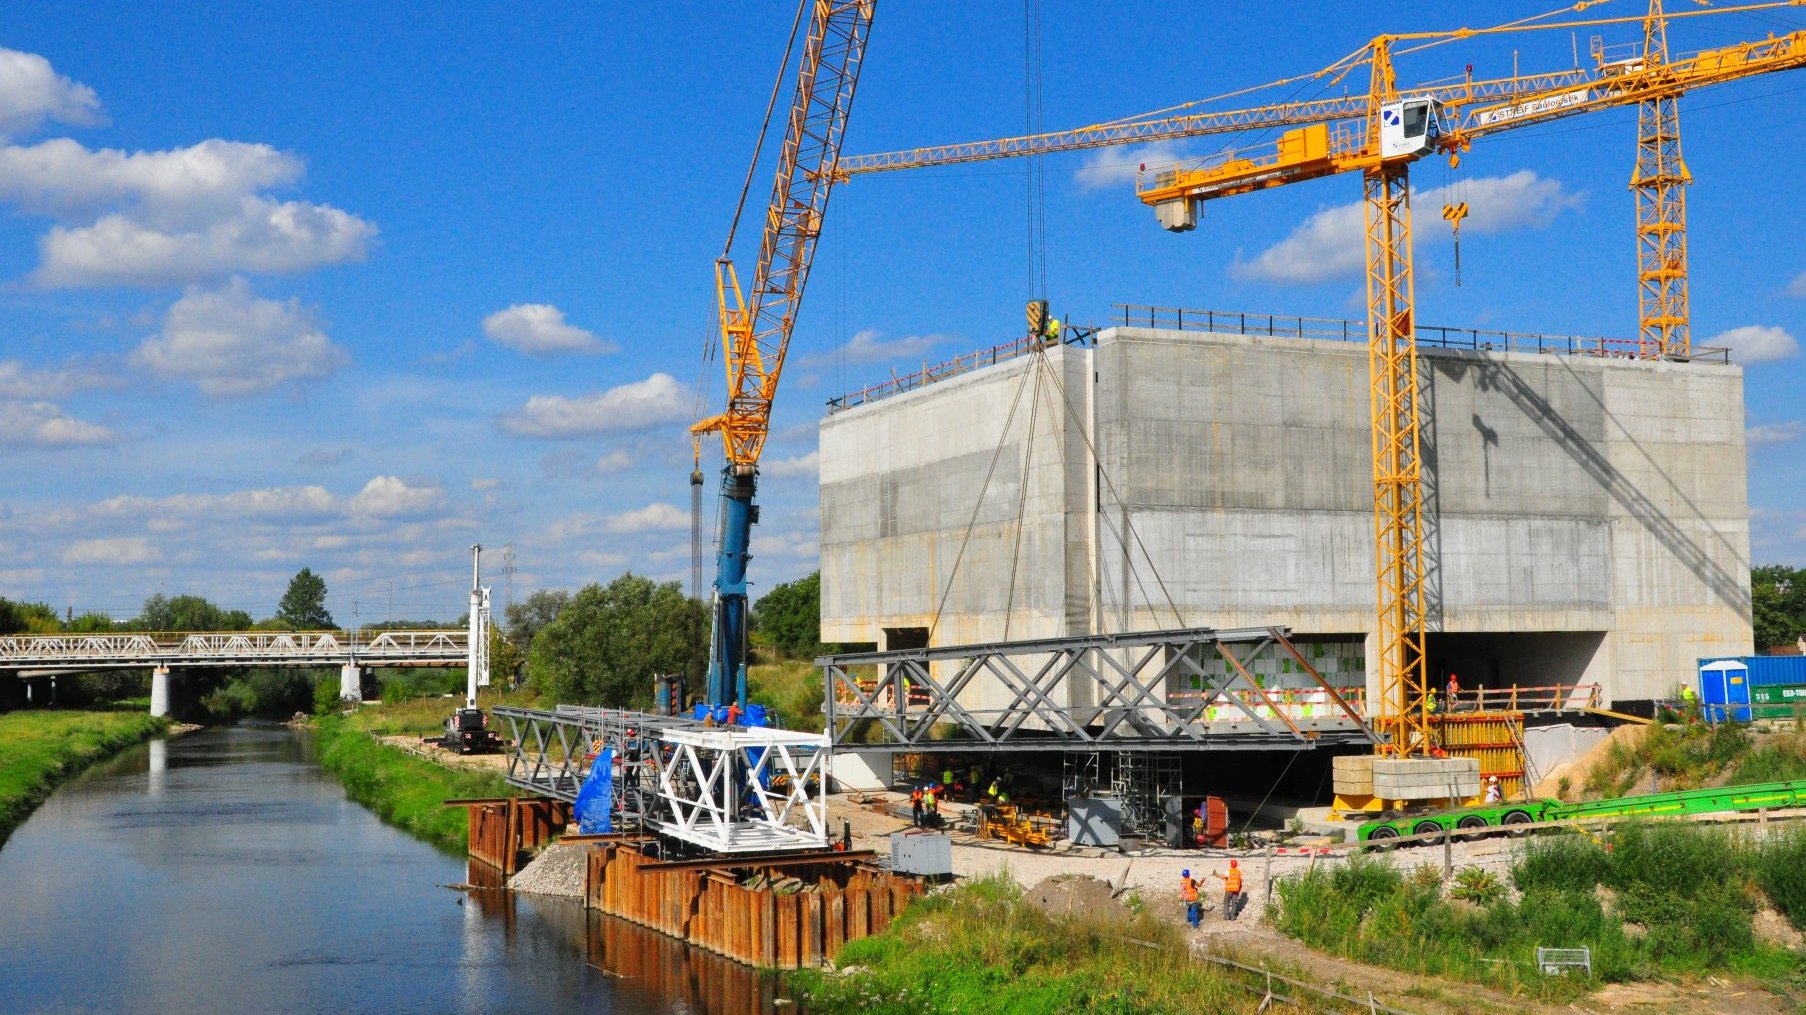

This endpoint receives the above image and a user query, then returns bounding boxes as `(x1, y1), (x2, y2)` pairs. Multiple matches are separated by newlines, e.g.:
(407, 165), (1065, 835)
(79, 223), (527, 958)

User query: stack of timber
(585, 840), (925, 968)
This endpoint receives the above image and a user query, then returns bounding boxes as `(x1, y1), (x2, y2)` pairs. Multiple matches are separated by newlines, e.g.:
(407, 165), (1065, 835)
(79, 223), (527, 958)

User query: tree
(526, 573), (706, 707)
(1753, 565), (1806, 651)
(506, 589), (570, 658)
(134, 593), (252, 631)
(752, 571), (825, 658)
(276, 568), (335, 629)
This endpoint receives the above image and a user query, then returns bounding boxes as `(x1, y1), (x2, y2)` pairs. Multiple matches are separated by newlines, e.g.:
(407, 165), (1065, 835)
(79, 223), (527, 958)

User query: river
(0, 724), (791, 1014)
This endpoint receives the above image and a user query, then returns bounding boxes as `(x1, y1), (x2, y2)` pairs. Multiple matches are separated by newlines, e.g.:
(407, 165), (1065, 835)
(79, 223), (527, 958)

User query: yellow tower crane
(834, 2), (1805, 759)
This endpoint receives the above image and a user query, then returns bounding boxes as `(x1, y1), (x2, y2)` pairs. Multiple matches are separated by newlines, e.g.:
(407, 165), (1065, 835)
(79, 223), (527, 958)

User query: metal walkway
(819, 625), (1379, 753)
(0, 630), (467, 671)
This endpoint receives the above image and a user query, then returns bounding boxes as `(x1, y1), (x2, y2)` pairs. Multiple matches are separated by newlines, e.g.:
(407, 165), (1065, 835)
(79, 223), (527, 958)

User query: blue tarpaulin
(574, 746), (614, 834)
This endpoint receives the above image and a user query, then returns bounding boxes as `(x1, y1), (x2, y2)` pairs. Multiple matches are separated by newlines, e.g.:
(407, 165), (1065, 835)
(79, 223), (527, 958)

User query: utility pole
(466, 545), (484, 709)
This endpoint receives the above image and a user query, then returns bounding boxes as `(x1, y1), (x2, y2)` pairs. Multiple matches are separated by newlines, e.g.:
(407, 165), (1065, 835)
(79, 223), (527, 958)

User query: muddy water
(0, 724), (790, 1014)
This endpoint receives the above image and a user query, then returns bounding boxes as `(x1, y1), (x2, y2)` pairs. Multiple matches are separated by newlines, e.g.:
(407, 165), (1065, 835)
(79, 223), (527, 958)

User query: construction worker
(1044, 316), (1062, 344)
(910, 785), (924, 828)
(1424, 685), (1438, 714)
(725, 702), (743, 727)
(1483, 775), (1502, 804)
(942, 767), (957, 799)
(1213, 861), (1244, 921)
(987, 778), (1001, 801)
(1180, 869), (1202, 929)
(924, 784), (939, 828)
(1680, 683), (1699, 719)
(1445, 672), (1460, 714)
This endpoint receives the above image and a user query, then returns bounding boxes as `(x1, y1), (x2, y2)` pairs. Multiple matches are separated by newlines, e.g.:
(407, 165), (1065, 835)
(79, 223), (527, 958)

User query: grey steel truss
(495, 705), (699, 827)
(818, 625), (1379, 752)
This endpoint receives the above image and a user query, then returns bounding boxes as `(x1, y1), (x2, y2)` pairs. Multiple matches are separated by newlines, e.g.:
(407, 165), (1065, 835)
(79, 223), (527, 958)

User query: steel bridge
(819, 625), (1380, 753)
(0, 629), (468, 671)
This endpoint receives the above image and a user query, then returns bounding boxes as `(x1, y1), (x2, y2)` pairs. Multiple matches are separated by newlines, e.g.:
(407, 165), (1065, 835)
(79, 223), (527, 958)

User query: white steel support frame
(651, 726), (829, 854)
(820, 626), (1377, 753)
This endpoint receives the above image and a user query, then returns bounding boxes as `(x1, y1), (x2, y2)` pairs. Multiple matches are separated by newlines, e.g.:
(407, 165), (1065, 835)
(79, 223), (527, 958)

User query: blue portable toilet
(1699, 659), (1752, 722)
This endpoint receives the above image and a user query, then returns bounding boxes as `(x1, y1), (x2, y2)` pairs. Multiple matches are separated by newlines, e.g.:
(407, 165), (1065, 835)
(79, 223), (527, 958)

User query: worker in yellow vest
(1180, 869), (1201, 928)
(1213, 860), (1244, 921)
(923, 785), (938, 828)
(1044, 317), (1062, 344)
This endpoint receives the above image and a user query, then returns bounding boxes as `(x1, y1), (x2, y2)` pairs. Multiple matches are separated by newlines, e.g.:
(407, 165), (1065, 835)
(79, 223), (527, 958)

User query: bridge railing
(0, 629), (467, 663)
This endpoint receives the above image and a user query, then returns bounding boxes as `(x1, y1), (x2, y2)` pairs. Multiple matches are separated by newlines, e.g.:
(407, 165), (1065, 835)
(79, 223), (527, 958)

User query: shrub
(1756, 827), (1806, 929)
(1450, 867), (1505, 905)
(1514, 836), (1610, 894)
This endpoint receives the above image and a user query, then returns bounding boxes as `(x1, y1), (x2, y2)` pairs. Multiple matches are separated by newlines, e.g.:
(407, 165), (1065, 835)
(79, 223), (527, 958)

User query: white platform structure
(650, 726), (829, 854)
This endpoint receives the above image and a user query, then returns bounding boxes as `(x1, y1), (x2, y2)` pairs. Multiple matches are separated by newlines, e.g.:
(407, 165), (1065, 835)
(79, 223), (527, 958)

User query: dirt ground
(379, 734), (513, 772)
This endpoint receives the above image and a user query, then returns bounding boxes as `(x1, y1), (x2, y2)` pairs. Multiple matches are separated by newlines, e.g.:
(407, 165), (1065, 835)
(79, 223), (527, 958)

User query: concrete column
(340, 663), (363, 702)
(150, 665), (170, 718)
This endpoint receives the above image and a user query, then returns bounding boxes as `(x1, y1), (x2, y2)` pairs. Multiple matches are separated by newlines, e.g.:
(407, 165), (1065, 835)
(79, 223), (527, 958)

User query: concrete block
(829, 749), (893, 792)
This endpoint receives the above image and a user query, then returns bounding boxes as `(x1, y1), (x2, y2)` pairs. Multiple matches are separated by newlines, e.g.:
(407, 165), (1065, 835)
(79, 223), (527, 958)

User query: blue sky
(0, 1), (1801, 624)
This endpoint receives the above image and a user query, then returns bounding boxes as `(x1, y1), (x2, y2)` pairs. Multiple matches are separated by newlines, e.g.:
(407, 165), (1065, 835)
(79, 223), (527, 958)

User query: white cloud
(605, 502), (689, 533)
(92, 485), (338, 520)
(499, 373), (689, 438)
(349, 476), (446, 518)
(0, 49), (103, 141)
(1790, 270), (1806, 298)
(764, 450), (820, 478)
(1708, 325), (1799, 365)
(0, 399), (114, 446)
(0, 138), (299, 218)
(135, 278), (347, 396)
(811, 328), (941, 366)
(470, 476), (501, 491)
(1233, 170), (1582, 285)
(0, 358), (114, 399)
(595, 449), (633, 474)
(35, 196), (373, 287)
(1076, 141), (1185, 190)
(483, 303), (614, 356)
(63, 536), (159, 565)
(1748, 422), (1805, 446)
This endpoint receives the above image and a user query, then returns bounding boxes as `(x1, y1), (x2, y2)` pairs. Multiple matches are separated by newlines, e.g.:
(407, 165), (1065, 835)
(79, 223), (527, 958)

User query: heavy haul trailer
(1358, 779), (1806, 843)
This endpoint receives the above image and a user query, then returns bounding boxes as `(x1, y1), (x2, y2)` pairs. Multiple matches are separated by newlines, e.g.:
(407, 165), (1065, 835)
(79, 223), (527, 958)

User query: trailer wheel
(1456, 814), (1489, 841)
(1412, 820), (1444, 843)
(1502, 810), (1534, 837)
(1367, 826), (1400, 851)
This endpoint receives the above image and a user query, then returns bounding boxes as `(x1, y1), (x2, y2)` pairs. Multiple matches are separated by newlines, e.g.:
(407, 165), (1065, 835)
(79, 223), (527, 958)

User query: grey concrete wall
(819, 327), (1753, 707)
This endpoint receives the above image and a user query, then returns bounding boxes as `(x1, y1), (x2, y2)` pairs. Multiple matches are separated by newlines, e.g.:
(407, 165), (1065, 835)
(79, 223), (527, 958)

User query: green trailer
(1357, 778), (1806, 843)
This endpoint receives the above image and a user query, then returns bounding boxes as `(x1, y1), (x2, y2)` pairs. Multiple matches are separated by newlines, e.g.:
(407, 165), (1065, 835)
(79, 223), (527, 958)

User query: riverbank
(0, 709), (170, 848)
(313, 715), (512, 854)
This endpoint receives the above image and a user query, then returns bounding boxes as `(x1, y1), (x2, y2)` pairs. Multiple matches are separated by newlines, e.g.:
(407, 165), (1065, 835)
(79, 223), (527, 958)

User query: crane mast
(691, 1), (876, 708)
(833, 3), (1804, 757)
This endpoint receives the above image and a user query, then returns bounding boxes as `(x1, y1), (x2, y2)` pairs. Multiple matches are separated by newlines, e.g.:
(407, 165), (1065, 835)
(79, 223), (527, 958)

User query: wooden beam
(635, 850), (878, 874)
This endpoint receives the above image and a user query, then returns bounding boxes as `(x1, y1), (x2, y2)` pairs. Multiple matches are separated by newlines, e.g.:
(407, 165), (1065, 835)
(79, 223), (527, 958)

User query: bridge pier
(339, 664), (363, 703)
(150, 665), (170, 718)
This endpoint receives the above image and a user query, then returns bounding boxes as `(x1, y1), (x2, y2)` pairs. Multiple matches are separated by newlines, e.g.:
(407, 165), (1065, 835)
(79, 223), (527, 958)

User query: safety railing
(826, 325), (1098, 412)
(1459, 683), (1602, 714)
(1112, 304), (1731, 364)
(1168, 686), (1367, 724)
(0, 628), (466, 663)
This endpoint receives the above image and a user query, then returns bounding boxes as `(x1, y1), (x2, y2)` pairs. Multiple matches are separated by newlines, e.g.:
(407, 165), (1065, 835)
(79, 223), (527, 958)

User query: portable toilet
(1699, 659), (1752, 722)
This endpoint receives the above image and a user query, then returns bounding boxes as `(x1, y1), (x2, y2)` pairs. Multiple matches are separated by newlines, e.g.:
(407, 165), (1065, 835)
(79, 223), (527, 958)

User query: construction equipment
(433, 544), (502, 754)
(690, 0), (876, 709)
(833, 3), (1806, 761)
(1359, 776), (1806, 843)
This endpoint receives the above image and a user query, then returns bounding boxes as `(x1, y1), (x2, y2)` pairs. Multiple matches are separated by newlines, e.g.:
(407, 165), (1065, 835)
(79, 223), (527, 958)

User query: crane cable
(722, 0), (808, 260)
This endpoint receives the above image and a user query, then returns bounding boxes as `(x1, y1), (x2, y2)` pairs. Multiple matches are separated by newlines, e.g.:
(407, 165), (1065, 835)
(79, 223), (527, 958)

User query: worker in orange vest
(1180, 869), (1202, 928)
(910, 786), (924, 828)
(1213, 860), (1244, 921)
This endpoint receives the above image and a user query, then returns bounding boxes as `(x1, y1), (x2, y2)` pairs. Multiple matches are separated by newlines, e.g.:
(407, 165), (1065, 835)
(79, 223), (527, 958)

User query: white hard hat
(1488, 776), (1499, 783)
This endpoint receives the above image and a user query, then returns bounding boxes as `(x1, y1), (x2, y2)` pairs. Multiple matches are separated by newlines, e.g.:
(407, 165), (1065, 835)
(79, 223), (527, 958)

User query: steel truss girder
(819, 625), (1377, 753)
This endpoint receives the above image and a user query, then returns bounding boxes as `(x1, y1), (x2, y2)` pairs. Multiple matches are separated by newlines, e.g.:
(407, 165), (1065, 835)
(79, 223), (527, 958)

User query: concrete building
(819, 323), (1753, 709)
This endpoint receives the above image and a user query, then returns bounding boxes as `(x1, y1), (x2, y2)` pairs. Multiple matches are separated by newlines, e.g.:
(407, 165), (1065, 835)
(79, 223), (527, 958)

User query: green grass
(0, 709), (169, 847)
(314, 716), (512, 853)
(1270, 823), (1806, 1001)
(338, 686), (538, 738)
(790, 874), (1300, 1015)
(747, 655), (822, 729)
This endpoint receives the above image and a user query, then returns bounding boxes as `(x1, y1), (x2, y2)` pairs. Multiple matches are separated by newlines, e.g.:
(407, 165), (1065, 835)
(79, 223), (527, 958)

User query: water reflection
(0, 725), (803, 1015)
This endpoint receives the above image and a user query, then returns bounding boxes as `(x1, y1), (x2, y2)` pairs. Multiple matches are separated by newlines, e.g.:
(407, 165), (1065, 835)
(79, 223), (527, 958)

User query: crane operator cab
(1378, 96), (1443, 161)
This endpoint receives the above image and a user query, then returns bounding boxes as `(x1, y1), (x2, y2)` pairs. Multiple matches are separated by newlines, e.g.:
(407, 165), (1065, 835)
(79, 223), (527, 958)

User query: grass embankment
(0, 709), (169, 847)
(747, 655), (822, 729)
(1578, 720), (1806, 799)
(792, 875), (1303, 1015)
(1273, 822), (1806, 1001)
(314, 715), (511, 854)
